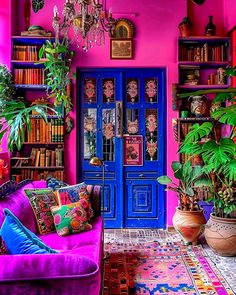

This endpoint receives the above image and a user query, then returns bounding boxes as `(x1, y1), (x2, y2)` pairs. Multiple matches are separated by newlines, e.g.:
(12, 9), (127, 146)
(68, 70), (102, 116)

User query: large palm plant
(179, 67), (236, 218)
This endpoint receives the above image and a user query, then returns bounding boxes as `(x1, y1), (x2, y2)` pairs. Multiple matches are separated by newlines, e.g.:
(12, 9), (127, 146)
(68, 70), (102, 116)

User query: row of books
(30, 147), (64, 167)
(179, 123), (193, 139)
(12, 45), (40, 61)
(194, 187), (211, 202)
(14, 68), (45, 85)
(179, 44), (227, 62)
(27, 118), (64, 143)
(11, 170), (64, 183)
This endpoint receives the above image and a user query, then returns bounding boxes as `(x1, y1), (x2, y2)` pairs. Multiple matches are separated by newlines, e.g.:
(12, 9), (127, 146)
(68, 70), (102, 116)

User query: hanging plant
(32, 0), (45, 13)
(39, 39), (74, 115)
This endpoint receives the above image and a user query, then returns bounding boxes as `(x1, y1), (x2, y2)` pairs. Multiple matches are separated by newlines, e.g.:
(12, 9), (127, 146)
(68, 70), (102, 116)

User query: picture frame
(110, 39), (133, 59)
(123, 135), (143, 166)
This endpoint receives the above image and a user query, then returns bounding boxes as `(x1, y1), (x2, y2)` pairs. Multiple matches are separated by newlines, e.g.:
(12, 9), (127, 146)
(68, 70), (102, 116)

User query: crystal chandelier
(52, 0), (116, 51)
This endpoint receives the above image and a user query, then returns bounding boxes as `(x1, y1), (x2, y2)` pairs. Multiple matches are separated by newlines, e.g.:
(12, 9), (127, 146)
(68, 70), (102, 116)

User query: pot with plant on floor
(178, 66), (236, 256)
(157, 160), (212, 245)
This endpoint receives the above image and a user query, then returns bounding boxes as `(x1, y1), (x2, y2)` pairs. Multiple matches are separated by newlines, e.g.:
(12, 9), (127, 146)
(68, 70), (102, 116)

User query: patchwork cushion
(24, 188), (58, 235)
(51, 202), (92, 237)
(46, 176), (68, 191)
(79, 191), (94, 220)
(0, 238), (9, 255)
(57, 182), (87, 204)
(0, 209), (59, 254)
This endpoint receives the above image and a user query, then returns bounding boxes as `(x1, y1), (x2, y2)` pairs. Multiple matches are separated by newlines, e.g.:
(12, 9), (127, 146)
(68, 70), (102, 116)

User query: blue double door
(77, 68), (166, 228)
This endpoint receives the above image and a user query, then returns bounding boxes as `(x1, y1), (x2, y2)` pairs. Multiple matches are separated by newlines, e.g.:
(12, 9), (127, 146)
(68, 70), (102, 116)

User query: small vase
(205, 16), (216, 36)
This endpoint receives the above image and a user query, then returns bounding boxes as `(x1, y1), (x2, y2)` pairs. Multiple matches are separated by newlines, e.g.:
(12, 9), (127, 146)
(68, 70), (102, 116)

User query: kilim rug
(103, 229), (236, 295)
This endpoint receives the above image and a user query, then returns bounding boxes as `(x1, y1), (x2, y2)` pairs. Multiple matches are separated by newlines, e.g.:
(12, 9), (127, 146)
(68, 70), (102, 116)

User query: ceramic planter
(204, 214), (236, 256)
(173, 208), (206, 244)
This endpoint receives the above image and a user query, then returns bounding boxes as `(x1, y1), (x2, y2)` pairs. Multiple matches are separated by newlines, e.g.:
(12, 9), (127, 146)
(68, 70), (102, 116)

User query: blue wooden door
(77, 68), (166, 228)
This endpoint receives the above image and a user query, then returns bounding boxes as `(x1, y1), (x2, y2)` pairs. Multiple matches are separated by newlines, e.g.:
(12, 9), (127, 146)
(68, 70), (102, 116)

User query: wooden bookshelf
(11, 36), (65, 182)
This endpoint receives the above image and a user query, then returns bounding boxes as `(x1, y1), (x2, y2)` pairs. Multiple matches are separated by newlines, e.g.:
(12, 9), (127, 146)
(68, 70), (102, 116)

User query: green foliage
(211, 105), (236, 126)
(0, 100), (55, 151)
(39, 39), (74, 115)
(180, 67), (236, 218)
(32, 0), (44, 13)
(157, 160), (212, 211)
(0, 64), (15, 111)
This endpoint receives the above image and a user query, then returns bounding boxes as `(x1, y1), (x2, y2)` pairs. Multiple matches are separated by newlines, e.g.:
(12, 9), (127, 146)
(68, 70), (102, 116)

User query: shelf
(14, 84), (48, 90)
(11, 166), (64, 170)
(22, 142), (64, 145)
(178, 117), (213, 122)
(178, 61), (229, 67)
(178, 36), (230, 42)
(178, 84), (230, 90)
(11, 60), (40, 64)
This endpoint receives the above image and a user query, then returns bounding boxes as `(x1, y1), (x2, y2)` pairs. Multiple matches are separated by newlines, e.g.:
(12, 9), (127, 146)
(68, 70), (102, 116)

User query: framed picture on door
(123, 135), (143, 166)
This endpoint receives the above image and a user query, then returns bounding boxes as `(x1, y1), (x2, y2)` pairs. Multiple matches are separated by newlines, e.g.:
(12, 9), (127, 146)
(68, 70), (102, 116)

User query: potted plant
(178, 67), (236, 256)
(178, 17), (193, 37)
(0, 100), (54, 151)
(157, 160), (212, 244)
(0, 64), (15, 112)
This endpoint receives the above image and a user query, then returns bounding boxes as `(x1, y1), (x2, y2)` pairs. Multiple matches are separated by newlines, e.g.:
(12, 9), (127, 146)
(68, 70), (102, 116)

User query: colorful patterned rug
(103, 231), (235, 295)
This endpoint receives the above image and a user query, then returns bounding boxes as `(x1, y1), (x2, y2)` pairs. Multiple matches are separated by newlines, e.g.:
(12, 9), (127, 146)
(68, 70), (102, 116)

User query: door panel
(77, 68), (166, 228)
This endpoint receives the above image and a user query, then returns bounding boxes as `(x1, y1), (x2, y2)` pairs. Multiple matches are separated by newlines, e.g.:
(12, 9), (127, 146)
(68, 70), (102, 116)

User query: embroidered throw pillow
(79, 191), (94, 220)
(50, 201), (92, 237)
(0, 238), (9, 255)
(57, 182), (88, 204)
(46, 176), (68, 191)
(0, 209), (58, 254)
(24, 188), (58, 235)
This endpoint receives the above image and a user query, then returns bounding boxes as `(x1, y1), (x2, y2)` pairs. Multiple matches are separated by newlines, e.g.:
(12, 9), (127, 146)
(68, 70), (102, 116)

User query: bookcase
(178, 36), (230, 90)
(10, 36), (65, 182)
(175, 36), (231, 206)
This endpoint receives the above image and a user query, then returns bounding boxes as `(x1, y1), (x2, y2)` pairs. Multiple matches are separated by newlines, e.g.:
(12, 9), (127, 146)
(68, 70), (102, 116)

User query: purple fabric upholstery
(0, 180), (102, 295)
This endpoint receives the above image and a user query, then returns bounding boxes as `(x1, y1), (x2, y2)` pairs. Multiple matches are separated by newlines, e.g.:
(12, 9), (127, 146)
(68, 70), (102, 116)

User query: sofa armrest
(86, 185), (101, 216)
(0, 254), (98, 281)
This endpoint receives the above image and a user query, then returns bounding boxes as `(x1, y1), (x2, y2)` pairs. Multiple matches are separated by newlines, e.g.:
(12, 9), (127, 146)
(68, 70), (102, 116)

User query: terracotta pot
(204, 214), (236, 256)
(178, 24), (191, 37)
(173, 208), (206, 244)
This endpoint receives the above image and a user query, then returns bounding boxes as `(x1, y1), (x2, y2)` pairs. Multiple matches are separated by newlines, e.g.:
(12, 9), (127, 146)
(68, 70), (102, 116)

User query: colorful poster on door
(123, 135), (143, 166)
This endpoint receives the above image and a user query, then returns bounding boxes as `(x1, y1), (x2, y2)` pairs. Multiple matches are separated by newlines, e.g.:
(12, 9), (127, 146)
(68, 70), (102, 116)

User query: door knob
(139, 173), (144, 177)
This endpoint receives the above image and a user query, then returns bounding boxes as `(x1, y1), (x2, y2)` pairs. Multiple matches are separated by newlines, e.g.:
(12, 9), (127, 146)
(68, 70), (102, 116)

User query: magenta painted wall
(223, 0), (236, 32)
(21, 0), (187, 226)
(1, 0), (234, 227)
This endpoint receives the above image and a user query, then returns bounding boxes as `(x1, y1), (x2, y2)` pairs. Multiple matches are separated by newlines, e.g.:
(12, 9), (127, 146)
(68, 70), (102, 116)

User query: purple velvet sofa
(0, 180), (103, 295)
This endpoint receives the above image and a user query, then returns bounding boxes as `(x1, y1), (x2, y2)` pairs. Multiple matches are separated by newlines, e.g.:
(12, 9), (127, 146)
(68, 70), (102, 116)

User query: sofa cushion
(24, 188), (58, 235)
(40, 216), (103, 264)
(0, 209), (59, 254)
(0, 182), (37, 232)
(46, 176), (68, 190)
(0, 253), (98, 281)
(0, 238), (8, 255)
(57, 182), (88, 204)
(51, 201), (92, 237)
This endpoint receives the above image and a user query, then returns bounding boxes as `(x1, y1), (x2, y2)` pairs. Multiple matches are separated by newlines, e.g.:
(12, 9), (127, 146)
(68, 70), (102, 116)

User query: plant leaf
(211, 105), (236, 126)
(157, 176), (172, 185)
(183, 122), (213, 143)
(32, 0), (45, 13)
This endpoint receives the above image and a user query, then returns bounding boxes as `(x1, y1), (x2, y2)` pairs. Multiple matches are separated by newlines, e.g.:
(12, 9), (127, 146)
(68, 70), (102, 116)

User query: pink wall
(1, 0), (234, 227)
(223, 0), (236, 32)
(188, 0), (225, 36)
(21, 0), (187, 226)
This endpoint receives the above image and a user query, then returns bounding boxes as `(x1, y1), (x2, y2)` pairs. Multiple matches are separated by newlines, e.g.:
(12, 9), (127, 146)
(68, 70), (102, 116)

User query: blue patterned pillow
(57, 182), (88, 204)
(0, 209), (59, 254)
(46, 176), (68, 191)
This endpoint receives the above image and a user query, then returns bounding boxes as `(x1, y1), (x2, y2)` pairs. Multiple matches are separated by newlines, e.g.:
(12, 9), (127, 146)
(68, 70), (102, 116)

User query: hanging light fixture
(52, 0), (116, 52)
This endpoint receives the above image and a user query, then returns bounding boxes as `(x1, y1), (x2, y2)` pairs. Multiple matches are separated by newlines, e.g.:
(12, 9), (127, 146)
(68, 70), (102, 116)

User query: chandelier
(52, 0), (116, 51)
